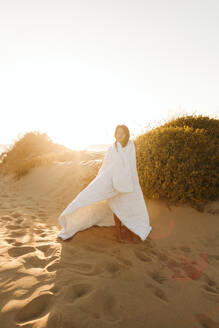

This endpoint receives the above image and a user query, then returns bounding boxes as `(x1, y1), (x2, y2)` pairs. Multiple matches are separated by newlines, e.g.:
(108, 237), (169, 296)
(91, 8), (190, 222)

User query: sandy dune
(0, 158), (219, 328)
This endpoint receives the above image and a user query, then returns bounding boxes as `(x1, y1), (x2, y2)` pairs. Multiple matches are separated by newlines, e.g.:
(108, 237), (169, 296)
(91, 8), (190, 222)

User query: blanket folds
(112, 140), (134, 192)
(57, 139), (152, 241)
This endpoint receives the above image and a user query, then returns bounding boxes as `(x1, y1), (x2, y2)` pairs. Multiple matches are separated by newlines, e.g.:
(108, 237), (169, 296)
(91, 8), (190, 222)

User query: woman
(57, 124), (152, 242)
(113, 125), (140, 242)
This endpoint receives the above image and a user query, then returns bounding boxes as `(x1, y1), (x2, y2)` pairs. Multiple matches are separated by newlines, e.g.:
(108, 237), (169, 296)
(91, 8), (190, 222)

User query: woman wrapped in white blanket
(57, 124), (152, 242)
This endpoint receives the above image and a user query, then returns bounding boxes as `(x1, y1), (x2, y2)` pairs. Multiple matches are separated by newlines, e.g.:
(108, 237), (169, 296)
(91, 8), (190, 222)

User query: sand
(0, 157), (219, 328)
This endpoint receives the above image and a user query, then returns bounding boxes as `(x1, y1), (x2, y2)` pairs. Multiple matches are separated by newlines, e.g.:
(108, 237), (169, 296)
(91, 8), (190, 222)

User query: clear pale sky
(1, 0), (219, 150)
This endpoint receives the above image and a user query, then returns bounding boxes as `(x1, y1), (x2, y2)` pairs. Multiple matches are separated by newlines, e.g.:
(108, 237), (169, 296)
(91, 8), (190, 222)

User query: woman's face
(116, 128), (127, 144)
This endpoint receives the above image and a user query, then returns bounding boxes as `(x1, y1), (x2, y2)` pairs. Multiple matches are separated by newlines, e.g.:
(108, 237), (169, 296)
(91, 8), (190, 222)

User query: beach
(0, 155), (219, 328)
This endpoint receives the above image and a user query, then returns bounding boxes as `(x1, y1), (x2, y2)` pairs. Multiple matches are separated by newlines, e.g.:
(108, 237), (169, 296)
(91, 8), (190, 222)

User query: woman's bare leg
(113, 213), (124, 243)
(124, 226), (134, 241)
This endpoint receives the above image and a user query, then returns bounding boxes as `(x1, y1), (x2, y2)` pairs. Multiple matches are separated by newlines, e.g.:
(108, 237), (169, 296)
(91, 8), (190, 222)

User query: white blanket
(57, 139), (152, 241)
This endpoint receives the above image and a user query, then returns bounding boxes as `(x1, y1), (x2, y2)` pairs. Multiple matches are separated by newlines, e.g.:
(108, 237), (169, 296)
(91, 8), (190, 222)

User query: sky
(0, 0), (219, 150)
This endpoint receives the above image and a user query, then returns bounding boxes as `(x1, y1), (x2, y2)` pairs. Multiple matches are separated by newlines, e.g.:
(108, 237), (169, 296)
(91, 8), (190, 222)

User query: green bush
(133, 114), (219, 212)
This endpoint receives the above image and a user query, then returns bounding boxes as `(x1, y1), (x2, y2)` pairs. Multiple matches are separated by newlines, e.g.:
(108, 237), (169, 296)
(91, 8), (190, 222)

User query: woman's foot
(114, 213), (124, 243)
(117, 236), (125, 243)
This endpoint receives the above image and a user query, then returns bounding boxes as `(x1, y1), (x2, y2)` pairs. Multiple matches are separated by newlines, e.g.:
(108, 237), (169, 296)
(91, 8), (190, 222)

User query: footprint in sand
(70, 257), (130, 278)
(36, 244), (59, 257)
(22, 254), (56, 269)
(8, 246), (35, 257)
(34, 244), (60, 272)
(202, 274), (219, 303)
(102, 261), (121, 278)
(12, 241), (23, 246)
(114, 256), (132, 267)
(59, 287), (120, 322)
(153, 287), (168, 302)
(203, 284), (219, 295)
(72, 288), (120, 322)
(194, 312), (219, 328)
(8, 243), (60, 270)
(0, 215), (12, 222)
(204, 275), (218, 289)
(156, 251), (169, 262)
(208, 254), (219, 262)
(65, 283), (93, 303)
(97, 290), (119, 322)
(33, 229), (45, 234)
(13, 242), (23, 247)
(8, 230), (26, 238)
(15, 216), (24, 222)
(46, 261), (60, 272)
(166, 258), (181, 270)
(27, 226), (50, 239)
(134, 250), (153, 263)
(5, 238), (14, 244)
(170, 246), (208, 282)
(6, 224), (21, 230)
(70, 262), (101, 276)
(148, 269), (168, 284)
(15, 293), (55, 323)
(11, 212), (23, 218)
(40, 233), (48, 238)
